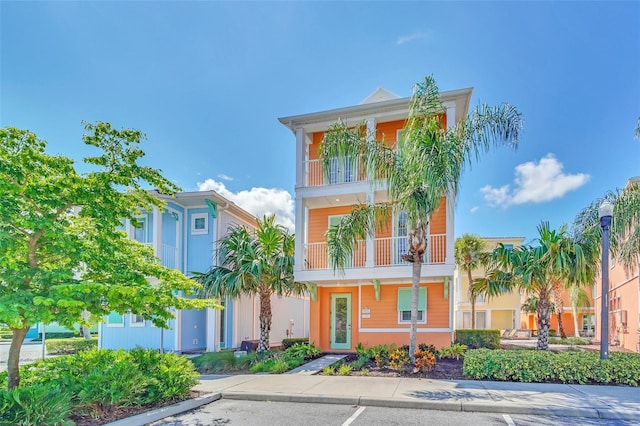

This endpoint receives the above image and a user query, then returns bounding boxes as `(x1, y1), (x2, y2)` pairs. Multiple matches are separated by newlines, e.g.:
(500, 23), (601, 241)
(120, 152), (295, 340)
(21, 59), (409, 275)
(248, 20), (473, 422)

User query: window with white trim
(191, 213), (208, 235)
(132, 216), (149, 243)
(106, 312), (124, 327)
(398, 287), (427, 324)
(130, 313), (145, 327)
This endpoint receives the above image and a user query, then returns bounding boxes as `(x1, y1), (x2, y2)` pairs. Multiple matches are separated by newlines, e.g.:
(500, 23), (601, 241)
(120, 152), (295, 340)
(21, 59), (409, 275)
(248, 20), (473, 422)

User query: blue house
(99, 190), (309, 353)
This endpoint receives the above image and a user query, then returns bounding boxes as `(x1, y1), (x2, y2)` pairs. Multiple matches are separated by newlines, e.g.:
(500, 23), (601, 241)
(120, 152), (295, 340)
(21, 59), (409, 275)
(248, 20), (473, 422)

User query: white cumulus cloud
(480, 154), (589, 207)
(197, 178), (295, 231)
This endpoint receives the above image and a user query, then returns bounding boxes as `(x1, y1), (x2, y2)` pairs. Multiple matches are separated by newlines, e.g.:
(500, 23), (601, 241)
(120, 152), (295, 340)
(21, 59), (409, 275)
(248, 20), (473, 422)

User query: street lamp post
(599, 200), (613, 360)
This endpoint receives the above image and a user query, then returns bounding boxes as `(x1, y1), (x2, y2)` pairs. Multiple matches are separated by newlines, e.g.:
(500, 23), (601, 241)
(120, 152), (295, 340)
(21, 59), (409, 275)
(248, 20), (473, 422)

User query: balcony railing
(305, 156), (366, 187)
(141, 242), (180, 270)
(302, 234), (446, 271)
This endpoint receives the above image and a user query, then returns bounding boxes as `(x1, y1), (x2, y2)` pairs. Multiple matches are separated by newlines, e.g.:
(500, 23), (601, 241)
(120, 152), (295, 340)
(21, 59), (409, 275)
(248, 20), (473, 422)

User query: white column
(365, 191), (375, 267)
(152, 207), (162, 258)
(444, 103), (457, 266)
(295, 127), (305, 187)
(444, 101), (456, 130)
(294, 196), (304, 273)
(205, 307), (217, 352)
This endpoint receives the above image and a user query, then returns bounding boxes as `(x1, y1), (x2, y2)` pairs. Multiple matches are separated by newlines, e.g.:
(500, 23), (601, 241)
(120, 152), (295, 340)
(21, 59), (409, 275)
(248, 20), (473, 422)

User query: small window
(133, 217), (149, 243)
(191, 213), (208, 235)
(398, 287), (427, 324)
(130, 313), (145, 327)
(106, 312), (124, 327)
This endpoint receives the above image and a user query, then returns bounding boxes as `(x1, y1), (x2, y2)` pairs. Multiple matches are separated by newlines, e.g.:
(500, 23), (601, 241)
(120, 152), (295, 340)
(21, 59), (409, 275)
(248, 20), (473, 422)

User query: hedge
(455, 329), (500, 349)
(463, 349), (640, 386)
(281, 338), (309, 349)
(46, 337), (98, 354)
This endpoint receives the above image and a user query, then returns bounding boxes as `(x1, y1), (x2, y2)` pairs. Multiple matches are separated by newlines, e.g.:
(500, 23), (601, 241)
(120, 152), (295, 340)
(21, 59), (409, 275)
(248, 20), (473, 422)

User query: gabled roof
(359, 87), (401, 104)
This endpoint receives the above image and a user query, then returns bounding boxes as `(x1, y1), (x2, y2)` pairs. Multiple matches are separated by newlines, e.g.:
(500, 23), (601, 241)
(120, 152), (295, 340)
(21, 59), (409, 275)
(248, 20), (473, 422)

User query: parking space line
(502, 414), (516, 426)
(342, 406), (366, 426)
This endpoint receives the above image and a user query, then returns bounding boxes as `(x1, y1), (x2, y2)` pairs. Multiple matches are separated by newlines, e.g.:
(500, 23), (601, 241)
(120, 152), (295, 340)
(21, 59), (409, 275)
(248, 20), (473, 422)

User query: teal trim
(398, 287), (426, 311)
(204, 199), (217, 218)
(330, 294), (351, 350)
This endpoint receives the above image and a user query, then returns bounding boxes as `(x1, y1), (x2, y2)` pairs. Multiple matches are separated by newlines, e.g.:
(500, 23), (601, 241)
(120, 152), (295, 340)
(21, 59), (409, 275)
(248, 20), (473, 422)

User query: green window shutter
(398, 287), (426, 311)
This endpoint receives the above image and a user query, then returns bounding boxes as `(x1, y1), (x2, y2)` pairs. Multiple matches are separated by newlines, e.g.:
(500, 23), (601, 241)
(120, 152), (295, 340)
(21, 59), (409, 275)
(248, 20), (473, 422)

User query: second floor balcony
(305, 156), (367, 187)
(303, 234), (446, 271)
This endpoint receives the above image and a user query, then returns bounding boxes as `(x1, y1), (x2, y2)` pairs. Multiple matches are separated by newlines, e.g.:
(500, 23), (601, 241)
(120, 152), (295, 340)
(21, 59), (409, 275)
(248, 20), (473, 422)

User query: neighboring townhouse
(454, 237), (525, 331)
(595, 176), (640, 353)
(520, 284), (596, 337)
(279, 86), (472, 351)
(99, 190), (310, 353)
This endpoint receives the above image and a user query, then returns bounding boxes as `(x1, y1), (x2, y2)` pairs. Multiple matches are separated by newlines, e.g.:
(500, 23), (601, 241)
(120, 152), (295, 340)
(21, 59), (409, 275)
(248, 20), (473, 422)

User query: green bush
(281, 338), (309, 349)
(37, 332), (80, 340)
(1, 348), (200, 421)
(249, 343), (319, 373)
(439, 343), (467, 360)
(548, 337), (591, 345)
(46, 337), (98, 354)
(0, 384), (73, 426)
(455, 329), (500, 349)
(463, 349), (640, 386)
(191, 350), (257, 374)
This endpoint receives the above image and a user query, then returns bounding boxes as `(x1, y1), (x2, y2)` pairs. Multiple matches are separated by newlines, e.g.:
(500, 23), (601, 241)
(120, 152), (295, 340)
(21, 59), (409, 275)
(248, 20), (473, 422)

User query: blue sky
(2, 1), (639, 242)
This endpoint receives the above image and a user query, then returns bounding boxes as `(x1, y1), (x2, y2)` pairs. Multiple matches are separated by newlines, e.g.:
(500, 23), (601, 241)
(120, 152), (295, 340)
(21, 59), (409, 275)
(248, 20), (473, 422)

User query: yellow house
(454, 236), (525, 330)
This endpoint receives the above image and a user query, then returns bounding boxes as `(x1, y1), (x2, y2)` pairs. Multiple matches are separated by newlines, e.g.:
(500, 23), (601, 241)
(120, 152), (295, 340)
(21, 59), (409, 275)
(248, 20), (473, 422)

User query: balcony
(141, 242), (180, 270)
(305, 156), (367, 187)
(303, 234), (446, 271)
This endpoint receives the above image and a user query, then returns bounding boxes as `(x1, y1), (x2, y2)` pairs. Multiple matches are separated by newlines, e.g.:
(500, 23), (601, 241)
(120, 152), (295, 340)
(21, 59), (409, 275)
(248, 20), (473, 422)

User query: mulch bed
(337, 353), (465, 380)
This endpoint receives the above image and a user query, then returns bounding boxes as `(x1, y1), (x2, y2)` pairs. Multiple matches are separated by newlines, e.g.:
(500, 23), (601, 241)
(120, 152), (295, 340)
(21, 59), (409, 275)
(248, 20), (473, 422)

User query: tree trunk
(572, 304), (581, 338)
(409, 259), (422, 363)
(468, 269), (475, 329)
(257, 289), (272, 353)
(7, 326), (29, 389)
(81, 310), (92, 339)
(552, 281), (567, 339)
(536, 292), (551, 351)
(404, 222), (427, 363)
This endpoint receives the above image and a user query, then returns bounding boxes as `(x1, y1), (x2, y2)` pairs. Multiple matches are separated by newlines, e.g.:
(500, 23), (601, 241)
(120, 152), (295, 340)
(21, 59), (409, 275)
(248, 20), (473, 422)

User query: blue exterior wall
(100, 315), (176, 352)
(186, 208), (214, 276)
(180, 308), (207, 351)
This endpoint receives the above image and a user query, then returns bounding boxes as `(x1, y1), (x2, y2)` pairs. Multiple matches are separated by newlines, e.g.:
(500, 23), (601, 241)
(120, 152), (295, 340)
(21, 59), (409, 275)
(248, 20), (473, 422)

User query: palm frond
(326, 203), (391, 273)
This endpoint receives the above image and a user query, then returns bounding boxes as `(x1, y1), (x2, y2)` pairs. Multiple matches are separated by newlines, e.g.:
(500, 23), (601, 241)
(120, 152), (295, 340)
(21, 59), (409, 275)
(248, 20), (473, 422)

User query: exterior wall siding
(100, 316), (176, 352)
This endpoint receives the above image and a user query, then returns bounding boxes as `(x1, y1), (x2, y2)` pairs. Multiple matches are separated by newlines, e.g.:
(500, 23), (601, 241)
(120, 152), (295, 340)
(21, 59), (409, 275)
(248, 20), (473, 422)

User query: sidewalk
(193, 374), (640, 421)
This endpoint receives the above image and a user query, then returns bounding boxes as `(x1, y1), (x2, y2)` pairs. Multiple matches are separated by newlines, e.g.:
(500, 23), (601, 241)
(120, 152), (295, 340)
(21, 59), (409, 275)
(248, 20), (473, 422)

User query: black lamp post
(599, 200), (613, 360)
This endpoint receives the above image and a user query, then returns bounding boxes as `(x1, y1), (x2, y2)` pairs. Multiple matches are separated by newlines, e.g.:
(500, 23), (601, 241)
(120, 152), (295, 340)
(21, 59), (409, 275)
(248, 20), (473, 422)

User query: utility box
(240, 340), (259, 352)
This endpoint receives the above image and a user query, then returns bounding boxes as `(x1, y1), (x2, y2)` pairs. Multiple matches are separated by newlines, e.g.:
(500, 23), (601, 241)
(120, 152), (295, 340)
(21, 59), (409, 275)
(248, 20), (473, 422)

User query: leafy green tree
(454, 234), (490, 329)
(194, 215), (306, 353)
(320, 75), (522, 358)
(488, 222), (593, 349)
(0, 124), (217, 389)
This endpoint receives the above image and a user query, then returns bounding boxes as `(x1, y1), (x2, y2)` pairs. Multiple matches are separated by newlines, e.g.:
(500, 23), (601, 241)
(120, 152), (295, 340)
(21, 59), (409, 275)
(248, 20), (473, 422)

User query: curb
(105, 393), (221, 426)
(222, 391), (360, 406)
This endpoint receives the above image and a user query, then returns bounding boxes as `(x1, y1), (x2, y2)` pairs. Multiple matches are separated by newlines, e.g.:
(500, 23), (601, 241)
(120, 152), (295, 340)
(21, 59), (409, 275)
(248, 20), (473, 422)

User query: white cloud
(197, 178), (295, 231)
(217, 174), (233, 181)
(480, 154), (590, 207)
(470, 206), (480, 213)
(397, 31), (428, 45)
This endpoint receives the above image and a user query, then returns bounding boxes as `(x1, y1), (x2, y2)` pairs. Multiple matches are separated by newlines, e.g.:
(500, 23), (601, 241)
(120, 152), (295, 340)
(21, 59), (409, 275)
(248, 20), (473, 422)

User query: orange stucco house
(595, 176), (640, 353)
(279, 86), (472, 351)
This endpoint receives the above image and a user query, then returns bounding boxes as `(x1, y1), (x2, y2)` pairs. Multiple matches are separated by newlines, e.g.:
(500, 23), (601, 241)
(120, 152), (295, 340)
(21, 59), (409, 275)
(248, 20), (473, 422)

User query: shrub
(0, 384), (73, 426)
(463, 349), (640, 386)
(191, 350), (257, 374)
(389, 347), (410, 370)
(249, 343), (319, 373)
(455, 329), (500, 349)
(350, 355), (369, 370)
(360, 368), (369, 376)
(439, 343), (467, 360)
(337, 364), (353, 376)
(322, 366), (336, 375)
(281, 338), (309, 349)
(284, 343), (321, 360)
(414, 348), (436, 373)
(46, 337), (98, 354)
(355, 343), (391, 363)
(548, 337), (591, 345)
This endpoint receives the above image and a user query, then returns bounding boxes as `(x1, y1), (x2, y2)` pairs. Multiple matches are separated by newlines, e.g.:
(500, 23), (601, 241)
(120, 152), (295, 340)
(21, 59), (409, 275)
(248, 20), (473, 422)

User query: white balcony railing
(305, 156), (366, 187)
(302, 234), (446, 271)
(141, 242), (179, 270)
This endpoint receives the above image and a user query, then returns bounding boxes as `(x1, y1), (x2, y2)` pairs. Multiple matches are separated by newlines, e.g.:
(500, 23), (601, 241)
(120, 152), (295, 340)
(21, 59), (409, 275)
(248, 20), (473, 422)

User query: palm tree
(194, 215), (306, 353)
(321, 75), (523, 358)
(454, 234), (490, 329)
(488, 222), (594, 349)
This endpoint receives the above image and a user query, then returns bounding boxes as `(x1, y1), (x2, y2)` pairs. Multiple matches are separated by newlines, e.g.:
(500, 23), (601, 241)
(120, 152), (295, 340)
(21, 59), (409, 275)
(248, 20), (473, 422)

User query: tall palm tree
(569, 285), (592, 338)
(194, 215), (306, 353)
(321, 75), (522, 358)
(454, 234), (490, 329)
(488, 222), (594, 349)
